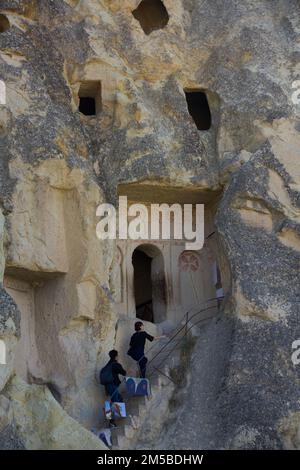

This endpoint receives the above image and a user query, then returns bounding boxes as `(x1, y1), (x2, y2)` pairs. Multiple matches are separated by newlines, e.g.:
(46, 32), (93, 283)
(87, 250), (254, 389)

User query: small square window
(78, 81), (101, 116)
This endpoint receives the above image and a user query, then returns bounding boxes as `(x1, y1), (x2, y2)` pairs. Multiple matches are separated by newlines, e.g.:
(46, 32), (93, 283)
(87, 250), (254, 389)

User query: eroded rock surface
(0, 0), (299, 449)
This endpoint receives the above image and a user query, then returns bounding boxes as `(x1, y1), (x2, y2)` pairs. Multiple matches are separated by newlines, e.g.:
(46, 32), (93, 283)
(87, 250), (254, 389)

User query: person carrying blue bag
(127, 321), (165, 378)
(100, 350), (126, 428)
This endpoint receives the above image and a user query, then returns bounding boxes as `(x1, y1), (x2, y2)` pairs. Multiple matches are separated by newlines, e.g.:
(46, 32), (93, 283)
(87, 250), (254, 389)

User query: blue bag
(125, 377), (150, 397)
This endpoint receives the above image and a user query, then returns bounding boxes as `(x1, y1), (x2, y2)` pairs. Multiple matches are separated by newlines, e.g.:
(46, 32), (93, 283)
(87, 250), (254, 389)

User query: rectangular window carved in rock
(184, 89), (212, 130)
(78, 81), (101, 116)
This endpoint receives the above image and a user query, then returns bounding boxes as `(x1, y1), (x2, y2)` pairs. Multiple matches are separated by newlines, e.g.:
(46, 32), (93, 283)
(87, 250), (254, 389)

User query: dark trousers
(105, 383), (123, 403)
(105, 383), (123, 426)
(138, 356), (148, 378)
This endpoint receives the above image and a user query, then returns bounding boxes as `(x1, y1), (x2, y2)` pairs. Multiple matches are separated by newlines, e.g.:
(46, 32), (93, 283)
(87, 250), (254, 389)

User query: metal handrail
(148, 308), (219, 380)
(147, 298), (223, 367)
(102, 300), (223, 407)
(144, 296), (223, 362)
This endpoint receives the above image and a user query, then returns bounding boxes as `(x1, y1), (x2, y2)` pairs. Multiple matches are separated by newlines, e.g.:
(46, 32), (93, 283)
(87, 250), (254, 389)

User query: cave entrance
(184, 89), (212, 130)
(132, 0), (169, 35)
(132, 244), (167, 324)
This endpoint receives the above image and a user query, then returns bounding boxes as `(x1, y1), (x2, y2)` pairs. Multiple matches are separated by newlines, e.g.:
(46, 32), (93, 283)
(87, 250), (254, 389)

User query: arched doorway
(132, 244), (167, 323)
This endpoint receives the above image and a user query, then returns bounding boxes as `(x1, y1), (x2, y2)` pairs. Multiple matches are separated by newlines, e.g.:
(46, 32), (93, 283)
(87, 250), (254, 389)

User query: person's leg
(110, 386), (124, 427)
(139, 357), (148, 378)
(106, 383), (120, 401)
(112, 389), (123, 403)
(109, 418), (116, 427)
(105, 384), (119, 427)
(106, 383), (115, 399)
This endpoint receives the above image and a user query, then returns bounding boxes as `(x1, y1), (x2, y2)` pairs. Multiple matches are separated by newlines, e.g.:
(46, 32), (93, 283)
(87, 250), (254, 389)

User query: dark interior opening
(78, 81), (101, 116)
(79, 97), (96, 116)
(0, 14), (10, 33)
(132, 249), (154, 323)
(184, 90), (212, 130)
(132, 0), (169, 35)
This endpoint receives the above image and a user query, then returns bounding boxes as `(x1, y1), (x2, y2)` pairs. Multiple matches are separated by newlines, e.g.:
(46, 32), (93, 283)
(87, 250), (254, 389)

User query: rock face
(0, 0), (300, 450)
(0, 206), (20, 393)
(1, 376), (106, 450)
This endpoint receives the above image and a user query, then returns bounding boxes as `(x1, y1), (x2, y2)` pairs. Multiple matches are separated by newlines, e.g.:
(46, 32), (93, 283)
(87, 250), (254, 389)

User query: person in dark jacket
(104, 350), (126, 428)
(128, 321), (165, 378)
(104, 350), (126, 401)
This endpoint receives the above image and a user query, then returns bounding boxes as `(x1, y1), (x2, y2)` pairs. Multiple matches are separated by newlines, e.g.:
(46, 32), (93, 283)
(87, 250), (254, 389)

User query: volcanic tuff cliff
(0, 0), (300, 450)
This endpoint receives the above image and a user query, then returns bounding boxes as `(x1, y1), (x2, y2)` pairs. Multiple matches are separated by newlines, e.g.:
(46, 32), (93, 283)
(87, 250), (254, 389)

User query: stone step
(111, 426), (129, 449)
(111, 381), (162, 449)
(125, 401), (140, 417)
(112, 413), (146, 448)
(111, 364), (174, 449)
